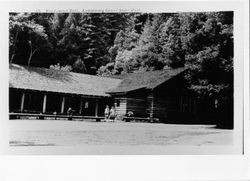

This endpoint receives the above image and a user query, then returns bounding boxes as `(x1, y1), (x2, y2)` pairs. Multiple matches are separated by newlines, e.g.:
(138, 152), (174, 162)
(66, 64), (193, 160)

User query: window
(180, 96), (189, 113)
(180, 96), (196, 114)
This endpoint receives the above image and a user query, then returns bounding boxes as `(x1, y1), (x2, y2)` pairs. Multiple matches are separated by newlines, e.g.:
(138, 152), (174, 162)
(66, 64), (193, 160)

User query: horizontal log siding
(126, 90), (147, 117)
(146, 93), (154, 118)
(152, 96), (179, 119)
(146, 93), (179, 118)
(126, 97), (146, 117)
(114, 98), (127, 116)
(146, 76), (184, 121)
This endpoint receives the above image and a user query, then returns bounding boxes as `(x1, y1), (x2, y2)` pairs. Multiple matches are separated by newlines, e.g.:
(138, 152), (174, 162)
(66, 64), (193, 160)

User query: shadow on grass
(9, 141), (56, 146)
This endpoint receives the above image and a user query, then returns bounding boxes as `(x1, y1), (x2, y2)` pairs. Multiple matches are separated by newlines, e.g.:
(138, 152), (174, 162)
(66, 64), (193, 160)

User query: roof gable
(107, 67), (187, 93)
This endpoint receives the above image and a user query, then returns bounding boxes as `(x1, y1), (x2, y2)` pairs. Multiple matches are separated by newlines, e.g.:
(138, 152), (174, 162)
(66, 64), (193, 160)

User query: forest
(9, 12), (233, 113)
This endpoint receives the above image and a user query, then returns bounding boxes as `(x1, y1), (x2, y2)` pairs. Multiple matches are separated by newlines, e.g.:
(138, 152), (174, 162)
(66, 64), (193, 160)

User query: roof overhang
(9, 87), (111, 98)
(106, 86), (147, 95)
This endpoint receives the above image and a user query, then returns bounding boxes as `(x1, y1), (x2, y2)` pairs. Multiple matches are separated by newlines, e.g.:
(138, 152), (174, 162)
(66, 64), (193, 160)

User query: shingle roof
(9, 64), (122, 97)
(106, 67), (187, 93)
(9, 64), (187, 96)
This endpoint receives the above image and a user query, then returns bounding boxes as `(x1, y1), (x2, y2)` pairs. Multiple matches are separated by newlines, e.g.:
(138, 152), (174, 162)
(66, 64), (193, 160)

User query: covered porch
(9, 88), (112, 117)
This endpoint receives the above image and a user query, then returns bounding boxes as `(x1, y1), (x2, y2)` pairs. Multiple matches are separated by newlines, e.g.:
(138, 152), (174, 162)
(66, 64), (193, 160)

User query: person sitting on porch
(67, 107), (73, 116)
(104, 105), (110, 120)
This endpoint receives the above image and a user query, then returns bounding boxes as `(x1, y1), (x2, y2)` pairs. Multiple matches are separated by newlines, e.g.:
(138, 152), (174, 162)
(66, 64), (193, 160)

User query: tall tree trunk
(27, 47), (37, 66)
(10, 31), (19, 63)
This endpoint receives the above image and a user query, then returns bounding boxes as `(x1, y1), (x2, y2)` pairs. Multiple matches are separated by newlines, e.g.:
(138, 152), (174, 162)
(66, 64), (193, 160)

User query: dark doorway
(24, 91), (43, 113)
(81, 98), (95, 116)
(46, 92), (62, 114)
(63, 95), (81, 115)
(9, 88), (22, 112)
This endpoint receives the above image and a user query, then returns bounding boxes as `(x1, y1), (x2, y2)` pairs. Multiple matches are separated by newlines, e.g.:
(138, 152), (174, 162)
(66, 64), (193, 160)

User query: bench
(122, 116), (159, 123)
(9, 113), (104, 122)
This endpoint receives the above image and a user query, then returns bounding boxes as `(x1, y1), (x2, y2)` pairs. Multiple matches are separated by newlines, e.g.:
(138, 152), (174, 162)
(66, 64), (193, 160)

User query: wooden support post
(20, 92), (25, 112)
(79, 98), (83, 115)
(61, 96), (65, 114)
(42, 93), (47, 113)
(193, 98), (197, 114)
(189, 97), (192, 113)
(150, 93), (154, 119)
(95, 98), (99, 117)
(180, 96), (183, 112)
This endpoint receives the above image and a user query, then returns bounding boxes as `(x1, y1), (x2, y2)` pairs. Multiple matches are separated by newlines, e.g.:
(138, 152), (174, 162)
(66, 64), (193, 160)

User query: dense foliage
(9, 13), (128, 74)
(9, 12), (233, 101)
(99, 12), (233, 100)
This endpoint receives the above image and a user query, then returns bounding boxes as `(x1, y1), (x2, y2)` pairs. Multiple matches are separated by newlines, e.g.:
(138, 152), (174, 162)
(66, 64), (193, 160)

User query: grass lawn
(9, 119), (234, 154)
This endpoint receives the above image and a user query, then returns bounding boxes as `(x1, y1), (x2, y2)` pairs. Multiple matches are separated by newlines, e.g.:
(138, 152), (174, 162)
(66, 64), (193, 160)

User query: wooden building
(9, 64), (122, 116)
(107, 68), (197, 122)
(9, 64), (196, 122)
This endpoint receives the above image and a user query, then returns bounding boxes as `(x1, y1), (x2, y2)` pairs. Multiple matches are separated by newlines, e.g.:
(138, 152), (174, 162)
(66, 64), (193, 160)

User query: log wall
(126, 90), (147, 117)
(114, 90), (148, 117)
(145, 74), (197, 121)
(111, 74), (197, 121)
(126, 97), (146, 117)
(114, 97), (127, 115)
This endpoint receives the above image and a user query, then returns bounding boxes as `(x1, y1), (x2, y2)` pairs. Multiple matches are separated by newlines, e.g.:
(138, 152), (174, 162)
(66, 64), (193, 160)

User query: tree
(9, 13), (128, 72)
(9, 13), (48, 66)
(179, 12), (233, 98)
(73, 56), (87, 73)
(100, 12), (233, 100)
(99, 13), (176, 75)
(48, 13), (128, 74)
(177, 12), (233, 128)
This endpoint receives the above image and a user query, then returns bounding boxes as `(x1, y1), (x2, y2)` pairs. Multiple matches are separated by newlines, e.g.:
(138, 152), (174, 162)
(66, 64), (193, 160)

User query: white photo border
(0, 0), (249, 180)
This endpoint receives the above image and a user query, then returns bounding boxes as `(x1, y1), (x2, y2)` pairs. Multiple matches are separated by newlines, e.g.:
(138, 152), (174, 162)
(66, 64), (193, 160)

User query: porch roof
(9, 64), (122, 97)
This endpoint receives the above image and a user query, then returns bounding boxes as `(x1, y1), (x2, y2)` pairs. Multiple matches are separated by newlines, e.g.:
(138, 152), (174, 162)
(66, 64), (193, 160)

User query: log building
(107, 67), (197, 122)
(9, 63), (197, 122)
(9, 64), (121, 116)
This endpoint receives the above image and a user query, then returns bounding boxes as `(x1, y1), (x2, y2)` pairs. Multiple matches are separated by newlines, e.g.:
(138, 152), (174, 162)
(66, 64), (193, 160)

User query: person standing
(109, 106), (116, 121)
(104, 105), (110, 120)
